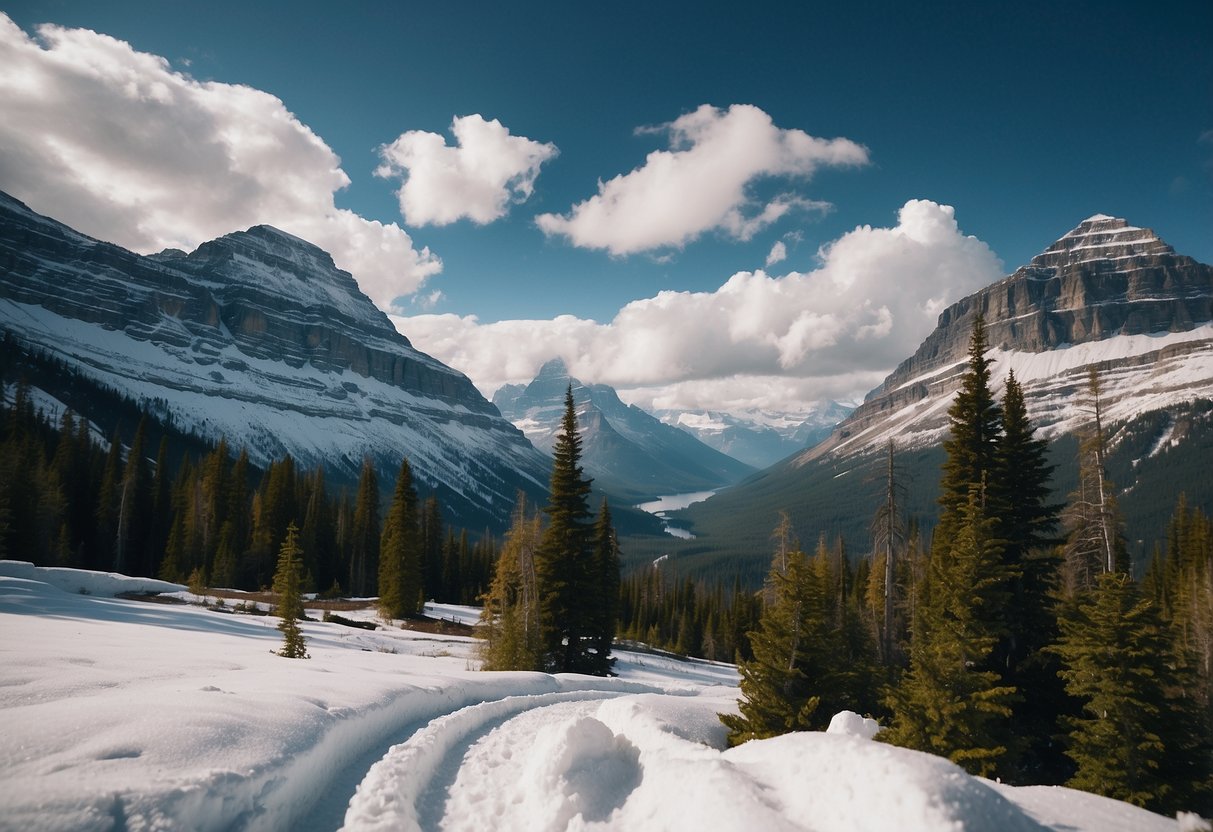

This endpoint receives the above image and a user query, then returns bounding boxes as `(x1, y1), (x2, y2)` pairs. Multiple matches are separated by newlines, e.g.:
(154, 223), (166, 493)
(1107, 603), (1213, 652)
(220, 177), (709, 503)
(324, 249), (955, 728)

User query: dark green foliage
(722, 536), (876, 746)
(534, 386), (602, 674)
(349, 458), (379, 598)
(885, 495), (1017, 777)
(588, 499), (621, 673)
(992, 371), (1067, 782)
(617, 569), (760, 663)
(1051, 572), (1192, 810)
(378, 458), (422, 619)
(273, 523), (309, 659)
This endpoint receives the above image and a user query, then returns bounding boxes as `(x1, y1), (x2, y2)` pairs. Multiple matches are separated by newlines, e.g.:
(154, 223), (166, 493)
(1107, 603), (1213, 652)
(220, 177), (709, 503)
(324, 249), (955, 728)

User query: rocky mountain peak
(1028, 215), (1173, 271)
(535, 356), (571, 380)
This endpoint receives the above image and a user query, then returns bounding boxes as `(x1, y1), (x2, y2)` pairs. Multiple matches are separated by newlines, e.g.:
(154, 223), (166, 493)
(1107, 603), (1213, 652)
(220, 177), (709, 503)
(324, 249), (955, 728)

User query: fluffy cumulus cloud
(396, 200), (1003, 414)
(535, 104), (868, 255)
(765, 240), (788, 267)
(0, 14), (439, 310)
(376, 115), (558, 226)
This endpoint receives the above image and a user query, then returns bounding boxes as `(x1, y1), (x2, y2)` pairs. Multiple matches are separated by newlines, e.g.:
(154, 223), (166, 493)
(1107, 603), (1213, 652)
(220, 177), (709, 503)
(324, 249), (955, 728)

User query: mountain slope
(653, 402), (854, 469)
(661, 215), (1213, 582)
(494, 358), (754, 501)
(0, 191), (550, 530)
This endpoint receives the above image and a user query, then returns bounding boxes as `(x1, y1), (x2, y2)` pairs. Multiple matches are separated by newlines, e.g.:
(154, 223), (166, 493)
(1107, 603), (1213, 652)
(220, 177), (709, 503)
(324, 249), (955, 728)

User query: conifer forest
(1, 320), (1210, 814)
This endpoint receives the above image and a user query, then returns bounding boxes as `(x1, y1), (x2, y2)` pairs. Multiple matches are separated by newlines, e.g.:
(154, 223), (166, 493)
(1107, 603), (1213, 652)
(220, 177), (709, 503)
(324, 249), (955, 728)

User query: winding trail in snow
(338, 689), (636, 832)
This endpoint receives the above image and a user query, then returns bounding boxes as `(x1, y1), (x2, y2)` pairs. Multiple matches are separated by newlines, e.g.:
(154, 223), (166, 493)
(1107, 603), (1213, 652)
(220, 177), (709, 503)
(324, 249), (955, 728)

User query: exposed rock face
(494, 358), (753, 501)
(804, 215), (1213, 463)
(0, 191), (550, 529)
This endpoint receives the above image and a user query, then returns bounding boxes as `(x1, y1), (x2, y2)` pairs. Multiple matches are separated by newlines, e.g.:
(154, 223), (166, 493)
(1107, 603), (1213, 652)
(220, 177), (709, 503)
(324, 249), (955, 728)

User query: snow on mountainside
(801, 214), (1213, 464)
(653, 401), (854, 469)
(0, 560), (1187, 832)
(0, 191), (550, 529)
(494, 358), (754, 501)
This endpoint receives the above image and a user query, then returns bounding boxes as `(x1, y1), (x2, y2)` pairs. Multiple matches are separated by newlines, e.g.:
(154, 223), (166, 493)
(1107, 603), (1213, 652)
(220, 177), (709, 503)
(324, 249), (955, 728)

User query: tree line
(723, 316), (1213, 816)
(0, 380), (495, 608)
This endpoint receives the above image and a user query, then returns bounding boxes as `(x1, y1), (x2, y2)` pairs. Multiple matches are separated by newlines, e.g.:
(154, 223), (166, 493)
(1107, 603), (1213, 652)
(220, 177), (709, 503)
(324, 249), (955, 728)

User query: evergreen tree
(114, 417), (151, 575)
(421, 497), (445, 600)
(992, 370), (1066, 782)
(272, 523), (309, 659)
(378, 458), (422, 619)
(1051, 571), (1207, 812)
(479, 495), (543, 671)
(349, 457), (380, 597)
(884, 494), (1018, 777)
(937, 314), (1002, 539)
(722, 547), (826, 744)
(534, 386), (597, 673)
(587, 499), (621, 674)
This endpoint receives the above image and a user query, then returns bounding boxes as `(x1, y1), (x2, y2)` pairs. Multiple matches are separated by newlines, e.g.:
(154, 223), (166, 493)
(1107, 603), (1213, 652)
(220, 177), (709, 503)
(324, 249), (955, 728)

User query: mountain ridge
(0, 191), (550, 530)
(493, 357), (754, 502)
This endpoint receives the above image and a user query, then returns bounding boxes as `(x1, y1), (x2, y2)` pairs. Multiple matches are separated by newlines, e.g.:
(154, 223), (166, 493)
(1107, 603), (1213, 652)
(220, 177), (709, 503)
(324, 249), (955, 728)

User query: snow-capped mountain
(674, 215), (1213, 576)
(493, 358), (754, 501)
(801, 214), (1213, 463)
(653, 402), (854, 469)
(0, 191), (550, 529)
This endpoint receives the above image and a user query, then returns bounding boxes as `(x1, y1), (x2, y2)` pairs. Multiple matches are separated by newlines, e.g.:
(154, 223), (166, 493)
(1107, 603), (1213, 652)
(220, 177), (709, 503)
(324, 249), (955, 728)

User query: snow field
(0, 561), (1186, 832)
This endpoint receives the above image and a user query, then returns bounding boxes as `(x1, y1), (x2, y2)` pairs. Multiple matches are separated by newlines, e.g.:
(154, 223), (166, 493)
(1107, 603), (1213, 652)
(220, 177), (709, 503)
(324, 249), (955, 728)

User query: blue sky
(1, 1), (1210, 414)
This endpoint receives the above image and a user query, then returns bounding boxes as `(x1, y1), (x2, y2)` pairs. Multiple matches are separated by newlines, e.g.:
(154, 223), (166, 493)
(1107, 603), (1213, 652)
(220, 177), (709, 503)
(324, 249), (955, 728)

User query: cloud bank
(535, 104), (868, 255)
(376, 114), (558, 226)
(0, 14), (439, 310)
(396, 200), (1003, 414)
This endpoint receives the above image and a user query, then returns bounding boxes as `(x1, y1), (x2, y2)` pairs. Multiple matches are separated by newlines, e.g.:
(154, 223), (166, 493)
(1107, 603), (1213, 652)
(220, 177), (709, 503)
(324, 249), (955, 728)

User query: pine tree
(378, 458), (422, 620)
(884, 494), (1018, 777)
(937, 314), (1002, 539)
(587, 499), (621, 674)
(421, 497), (444, 601)
(870, 440), (906, 666)
(479, 495), (543, 671)
(992, 369), (1066, 782)
(722, 547), (826, 744)
(273, 523), (309, 659)
(349, 457), (380, 598)
(1051, 571), (1195, 811)
(535, 385), (597, 673)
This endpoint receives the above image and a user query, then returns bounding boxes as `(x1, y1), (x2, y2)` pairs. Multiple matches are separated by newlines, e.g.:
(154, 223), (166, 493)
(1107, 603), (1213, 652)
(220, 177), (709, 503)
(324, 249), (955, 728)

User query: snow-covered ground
(0, 561), (1190, 831)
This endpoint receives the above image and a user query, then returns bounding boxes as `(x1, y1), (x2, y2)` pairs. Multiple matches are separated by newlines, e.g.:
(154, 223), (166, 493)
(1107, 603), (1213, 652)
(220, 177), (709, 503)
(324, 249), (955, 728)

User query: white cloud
(535, 104), (868, 255)
(765, 240), (788, 267)
(0, 14), (439, 310)
(396, 200), (1003, 415)
(376, 114), (558, 227)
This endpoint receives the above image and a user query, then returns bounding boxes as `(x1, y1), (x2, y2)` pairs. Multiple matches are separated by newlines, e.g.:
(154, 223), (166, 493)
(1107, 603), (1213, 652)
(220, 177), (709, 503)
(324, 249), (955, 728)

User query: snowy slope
(494, 359), (753, 500)
(0, 561), (1189, 832)
(0, 191), (550, 529)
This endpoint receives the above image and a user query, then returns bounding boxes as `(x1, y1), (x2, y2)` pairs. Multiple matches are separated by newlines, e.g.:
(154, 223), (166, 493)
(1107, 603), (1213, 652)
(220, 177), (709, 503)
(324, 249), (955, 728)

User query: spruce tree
(992, 369), (1066, 782)
(378, 458), (422, 620)
(937, 314), (1002, 538)
(1051, 571), (1194, 811)
(535, 385), (596, 673)
(587, 499), (621, 674)
(349, 458), (380, 598)
(273, 523), (309, 659)
(885, 494), (1018, 777)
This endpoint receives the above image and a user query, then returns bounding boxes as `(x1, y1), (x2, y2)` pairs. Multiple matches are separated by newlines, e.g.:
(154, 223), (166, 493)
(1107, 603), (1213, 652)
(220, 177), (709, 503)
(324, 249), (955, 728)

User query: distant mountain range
(494, 358), (754, 502)
(651, 402), (854, 469)
(0, 191), (551, 531)
(656, 215), (1213, 582)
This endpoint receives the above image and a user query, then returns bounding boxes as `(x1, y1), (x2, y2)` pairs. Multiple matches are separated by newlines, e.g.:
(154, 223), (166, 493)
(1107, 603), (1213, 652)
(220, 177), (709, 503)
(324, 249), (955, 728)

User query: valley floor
(0, 561), (1186, 832)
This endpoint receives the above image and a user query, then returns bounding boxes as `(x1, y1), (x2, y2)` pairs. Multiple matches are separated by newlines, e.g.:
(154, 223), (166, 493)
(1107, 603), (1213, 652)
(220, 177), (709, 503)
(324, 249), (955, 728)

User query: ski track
(339, 690), (641, 832)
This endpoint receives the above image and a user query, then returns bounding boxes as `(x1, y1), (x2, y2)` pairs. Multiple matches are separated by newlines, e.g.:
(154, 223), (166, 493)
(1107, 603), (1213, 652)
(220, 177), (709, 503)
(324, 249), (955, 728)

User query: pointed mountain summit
(0, 191), (550, 530)
(673, 214), (1213, 581)
(494, 360), (753, 501)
